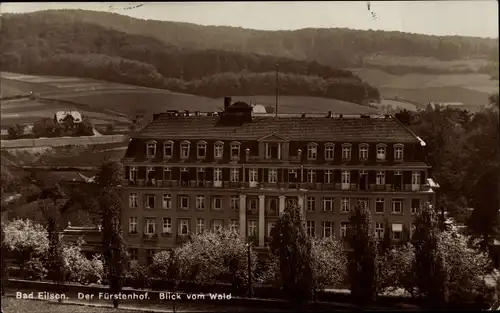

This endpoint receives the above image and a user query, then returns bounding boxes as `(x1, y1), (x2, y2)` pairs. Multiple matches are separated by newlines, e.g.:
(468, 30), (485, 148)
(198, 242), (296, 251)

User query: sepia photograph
(0, 1), (498, 312)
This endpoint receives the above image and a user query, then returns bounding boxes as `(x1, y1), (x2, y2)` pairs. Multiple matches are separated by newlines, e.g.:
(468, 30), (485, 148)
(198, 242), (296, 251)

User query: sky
(1, 1), (498, 38)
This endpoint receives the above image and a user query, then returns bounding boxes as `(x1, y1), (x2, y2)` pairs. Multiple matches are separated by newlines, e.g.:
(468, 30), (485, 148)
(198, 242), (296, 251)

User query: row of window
(131, 167), (422, 185)
(128, 217), (411, 243)
(129, 217), (239, 236)
(307, 221), (412, 240)
(145, 140), (405, 161)
(307, 197), (422, 214)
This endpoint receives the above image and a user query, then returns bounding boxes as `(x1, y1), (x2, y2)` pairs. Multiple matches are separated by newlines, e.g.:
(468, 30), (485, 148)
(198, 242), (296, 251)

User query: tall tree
(97, 160), (128, 308)
(347, 203), (378, 306)
(269, 200), (314, 307)
(1, 222), (7, 295)
(412, 203), (448, 309)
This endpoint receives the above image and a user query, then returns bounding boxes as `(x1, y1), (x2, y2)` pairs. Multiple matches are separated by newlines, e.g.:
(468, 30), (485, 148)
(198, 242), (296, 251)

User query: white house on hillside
(54, 111), (83, 128)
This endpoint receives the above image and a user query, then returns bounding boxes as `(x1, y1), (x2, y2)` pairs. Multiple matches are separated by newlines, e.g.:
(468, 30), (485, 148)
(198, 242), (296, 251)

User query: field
(350, 68), (499, 108)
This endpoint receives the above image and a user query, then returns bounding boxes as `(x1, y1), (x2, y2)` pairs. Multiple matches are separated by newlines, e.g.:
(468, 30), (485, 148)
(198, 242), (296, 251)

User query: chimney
(224, 97), (232, 111)
(327, 111), (332, 118)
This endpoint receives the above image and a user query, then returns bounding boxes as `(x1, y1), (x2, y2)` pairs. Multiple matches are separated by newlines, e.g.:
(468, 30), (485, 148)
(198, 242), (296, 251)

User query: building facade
(121, 97), (438, 265)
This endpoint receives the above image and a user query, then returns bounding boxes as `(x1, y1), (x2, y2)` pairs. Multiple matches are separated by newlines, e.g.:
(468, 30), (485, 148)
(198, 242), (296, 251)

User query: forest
(0, 13), (379, 104)
(6, 10), (498, 68)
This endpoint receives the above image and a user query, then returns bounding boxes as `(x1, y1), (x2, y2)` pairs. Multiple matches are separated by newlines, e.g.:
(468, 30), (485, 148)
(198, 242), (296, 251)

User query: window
(376, 171), (385, 185)
(376, 144), (386, 161)
(307, 169), (316, 183)
(145, 218), (156, 235)
(340, 222), (349, 238)
(179, 195), (189, 210)
(146, 249), (155, 264)
(197, 141), (207, 159)
(230, 196), (239, 211)
(411, 199), (420, 214)
(145, 194), (155, 209)
(268, 168), (277, 183)
(394, 144), (404, 161)
(229, 168), (238, 182)
(229, 219), (238, 233)
(146, 142), (156, 158)
(269, 198), (277, 212)
(214, 142), (224, 159)
(324, 143), (334, 160)
(129, 193), (138, 208)
(179, 219), (189, 235)
(196, 195), (205, 210)
(129, 167), (137, 181)
(266, 143), (280, 159)
(163, 141), (173, 158)
(375, 222), (384, 240)
(375, 198), (385, 213)
(412, 172), (421, 190)
(324, 169), (333, 184)
(162, 218), (172, 234)
(249, 198), (258, 210)
(213, 196), (222, 210)
(267, 222), (276, 237)
(214, 168), (222, 183)
(146, 167), (155, 181)
(196, 218), (204, 234)
(307, 221), (316, 237)
(307, 197), (316, 212)
(341, 197), (350, 213)
(129, 217), (138, 234)
(307, 143), (317, 160)
(212, 219), (224, 232)
(180, 141), (190, 159)
(322, 197), (334, 212)
(230, 142), (240, 160)
(341, 170), (350, 184)
(129, 248), (138, 261)
(322, 221), (333, 238)
(249, 169), (258, 184)
(358, 198), (369, 210)
(342, 144), (351, 160)
(392, 223), (403, 240)
(162, 194), (171, 209)
(163, 167), (172, 181)
(392, 199), (403, 213)
(248, 220), (257, 237)
(359, 144), (369, 161)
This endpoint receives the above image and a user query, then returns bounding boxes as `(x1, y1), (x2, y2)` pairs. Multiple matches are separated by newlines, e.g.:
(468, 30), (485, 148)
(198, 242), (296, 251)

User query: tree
(310, 236), (347, 300)
(62, 239), (104, 285)
(46, 214), (66, 301)
(379, 220), (392, 255)
(3, 219), (49, 276)
(378, 243), (416, 297)
(412, 203), (449, 309)
(7, 124), (24, 139)
(347, 203), (378, 306)
(97, 160), (128, 308)
(1, 223), (8, 295)
(269, 200), (314, 307)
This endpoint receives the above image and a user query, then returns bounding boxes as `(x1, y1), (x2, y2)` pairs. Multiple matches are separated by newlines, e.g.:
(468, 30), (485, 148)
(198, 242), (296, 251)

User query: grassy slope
(1, 72), (378, 129)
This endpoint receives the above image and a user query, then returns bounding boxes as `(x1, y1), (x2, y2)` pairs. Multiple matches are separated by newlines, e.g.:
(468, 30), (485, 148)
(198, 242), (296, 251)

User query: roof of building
(55, 111), (82, 123)
(135, 114), (420, 143)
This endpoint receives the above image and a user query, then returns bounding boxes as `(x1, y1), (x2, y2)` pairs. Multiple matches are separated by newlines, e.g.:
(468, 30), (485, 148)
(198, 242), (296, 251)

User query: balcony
(161, 232), (173, 237)
(142, 233), (158, 242)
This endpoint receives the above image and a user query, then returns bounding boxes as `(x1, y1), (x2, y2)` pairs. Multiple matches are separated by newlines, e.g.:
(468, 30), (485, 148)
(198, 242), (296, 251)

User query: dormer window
(146, 141), (157, 158)
(163, 140), (173, 158)
(230, 142), (241, 160)
(214, 141), (224, 159)
(324, 143), (334, 161)
(266, 143), (280, 160)
(342, 143), (352, 161)
(197, 141), (207, 159)
(307, 143), (317, 160)
(394, 144), (404, 161)
(376, 144), (387, 161)
(359, 143), (369, 161)
(180, 140), (190, 159)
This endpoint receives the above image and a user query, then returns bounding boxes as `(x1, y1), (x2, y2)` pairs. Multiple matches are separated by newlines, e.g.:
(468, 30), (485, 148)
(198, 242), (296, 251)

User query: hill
(1, 72), (377, 130)
(0, 12), (379, 105)
(11, 9), (498, 73)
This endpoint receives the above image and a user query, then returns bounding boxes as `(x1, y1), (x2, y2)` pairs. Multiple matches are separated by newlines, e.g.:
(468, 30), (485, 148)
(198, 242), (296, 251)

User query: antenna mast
(275, 63), (279, 118)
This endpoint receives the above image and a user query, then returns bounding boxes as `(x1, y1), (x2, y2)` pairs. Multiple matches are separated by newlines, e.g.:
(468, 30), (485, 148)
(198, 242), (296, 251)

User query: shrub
(25, 257), (48, 280)
(311, 236), (347, 291)
(125, 265), (151, 289)
(62, 242), (103, 285)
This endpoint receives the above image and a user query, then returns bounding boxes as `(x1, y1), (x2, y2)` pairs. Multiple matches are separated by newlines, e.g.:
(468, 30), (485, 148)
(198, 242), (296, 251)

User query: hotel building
(121, 97), (439, 265)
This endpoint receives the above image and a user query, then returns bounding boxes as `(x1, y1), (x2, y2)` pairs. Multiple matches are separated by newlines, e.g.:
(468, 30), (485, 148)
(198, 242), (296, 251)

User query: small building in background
(61, 225), (103, 259)
(54, 111), (83, 129)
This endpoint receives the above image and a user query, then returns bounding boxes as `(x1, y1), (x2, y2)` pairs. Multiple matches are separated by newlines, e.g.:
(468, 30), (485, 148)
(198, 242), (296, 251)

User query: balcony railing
(122, 179), (432, 193)
(142, 233), (158, 242)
